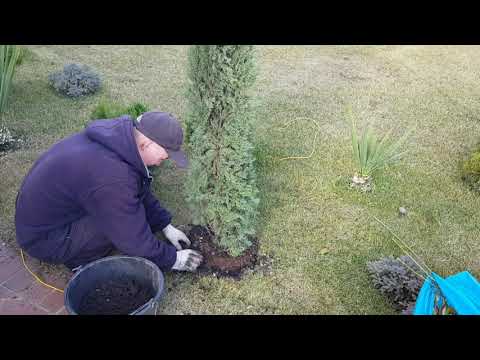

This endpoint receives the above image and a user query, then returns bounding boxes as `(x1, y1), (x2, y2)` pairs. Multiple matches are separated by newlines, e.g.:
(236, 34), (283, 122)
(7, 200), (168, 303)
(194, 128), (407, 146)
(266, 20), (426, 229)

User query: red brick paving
(0, 285), (18, 300)
(5, 277), (53, 304)
(55, 306), (68, 315)
(3, 268), (36, 292)
(40, 290), (65, 313)
(0, 243), (153, 315)
(0, 243), (71, 315)
(0, 259), (24, 284)
(0, 299), (49, 315)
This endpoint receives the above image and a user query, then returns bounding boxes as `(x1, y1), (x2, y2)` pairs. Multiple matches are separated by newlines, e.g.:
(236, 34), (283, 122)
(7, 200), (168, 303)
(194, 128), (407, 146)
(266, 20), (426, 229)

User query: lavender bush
(48, 63), (101, 98)
(367, 255), (424, 312)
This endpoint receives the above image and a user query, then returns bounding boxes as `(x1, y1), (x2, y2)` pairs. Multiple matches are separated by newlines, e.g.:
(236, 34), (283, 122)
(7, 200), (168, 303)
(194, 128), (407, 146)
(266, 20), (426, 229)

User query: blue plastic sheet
(414, 271), (480, 315)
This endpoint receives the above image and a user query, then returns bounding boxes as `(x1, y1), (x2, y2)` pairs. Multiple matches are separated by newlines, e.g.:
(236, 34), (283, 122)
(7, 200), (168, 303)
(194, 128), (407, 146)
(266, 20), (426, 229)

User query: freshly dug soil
(78, 278), (153, 315)
(187, 225), (258, 278)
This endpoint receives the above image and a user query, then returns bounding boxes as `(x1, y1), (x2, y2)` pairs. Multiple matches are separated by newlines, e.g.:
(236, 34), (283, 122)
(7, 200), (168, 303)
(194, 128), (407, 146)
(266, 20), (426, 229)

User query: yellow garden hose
(20, 249), (64, 293)
(277, 117), (320, 161)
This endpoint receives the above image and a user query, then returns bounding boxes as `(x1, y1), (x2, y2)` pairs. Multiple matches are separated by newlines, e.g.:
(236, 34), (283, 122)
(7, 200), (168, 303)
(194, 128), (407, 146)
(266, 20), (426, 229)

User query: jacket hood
(85, 116), (147, 177)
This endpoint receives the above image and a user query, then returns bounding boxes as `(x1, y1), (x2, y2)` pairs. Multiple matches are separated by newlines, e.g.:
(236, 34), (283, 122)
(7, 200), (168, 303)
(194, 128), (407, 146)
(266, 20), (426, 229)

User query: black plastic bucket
(64, 256), (164, 315)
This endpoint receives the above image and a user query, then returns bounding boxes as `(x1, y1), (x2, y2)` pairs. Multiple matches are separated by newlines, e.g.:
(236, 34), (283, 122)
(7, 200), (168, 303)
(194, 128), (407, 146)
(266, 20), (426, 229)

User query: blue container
(64, 256), (164, 315)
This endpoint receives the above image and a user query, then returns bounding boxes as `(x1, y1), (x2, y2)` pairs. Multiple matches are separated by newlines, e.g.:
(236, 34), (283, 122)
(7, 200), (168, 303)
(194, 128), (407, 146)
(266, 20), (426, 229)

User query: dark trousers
(16, 192), (117, 271)
(20, 216), (117, 271)
(62, 216), (117, 270)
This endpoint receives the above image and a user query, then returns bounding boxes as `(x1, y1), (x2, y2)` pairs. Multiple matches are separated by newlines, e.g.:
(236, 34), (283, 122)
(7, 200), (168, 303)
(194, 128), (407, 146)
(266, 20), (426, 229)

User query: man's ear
(138, 141), (146, 152)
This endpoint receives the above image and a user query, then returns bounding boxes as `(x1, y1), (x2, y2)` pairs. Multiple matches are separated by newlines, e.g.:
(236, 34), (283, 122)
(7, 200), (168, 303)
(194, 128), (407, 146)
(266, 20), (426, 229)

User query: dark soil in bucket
(187, 225), (259, 278)
(78, 278), (153, 315)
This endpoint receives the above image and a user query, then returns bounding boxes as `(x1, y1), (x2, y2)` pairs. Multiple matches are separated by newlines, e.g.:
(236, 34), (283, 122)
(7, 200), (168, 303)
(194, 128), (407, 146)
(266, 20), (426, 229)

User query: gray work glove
(172, 249), (203, 272)
(162, 224), (191, 250)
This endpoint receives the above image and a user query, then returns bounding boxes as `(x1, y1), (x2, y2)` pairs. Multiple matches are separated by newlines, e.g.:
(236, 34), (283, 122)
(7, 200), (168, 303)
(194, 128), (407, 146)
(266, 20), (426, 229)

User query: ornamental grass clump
(0, 45), (21, 120)
(350, 110), (411, 188)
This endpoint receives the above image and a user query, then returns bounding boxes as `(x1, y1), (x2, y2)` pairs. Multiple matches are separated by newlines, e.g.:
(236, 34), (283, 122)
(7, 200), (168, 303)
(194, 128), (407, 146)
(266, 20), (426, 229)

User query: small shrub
(401, 301), (416, 315)
(461, 149), (480, 192)
(91, 100), (126, 119)
(48, 63), (102, 98)
(125, 102), (149, 118)
(0, 125), (22, 153)
(91, 100), (150, 120)
(366, 255), (424, 312)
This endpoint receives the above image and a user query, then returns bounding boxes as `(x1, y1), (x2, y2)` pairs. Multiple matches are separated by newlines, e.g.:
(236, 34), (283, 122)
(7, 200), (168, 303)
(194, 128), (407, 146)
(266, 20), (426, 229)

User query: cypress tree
(184, 45), (259, 257)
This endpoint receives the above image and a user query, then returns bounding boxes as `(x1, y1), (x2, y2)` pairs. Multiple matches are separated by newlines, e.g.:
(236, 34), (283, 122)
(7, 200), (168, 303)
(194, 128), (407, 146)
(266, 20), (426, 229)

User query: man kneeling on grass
(14, 111), (203, 272)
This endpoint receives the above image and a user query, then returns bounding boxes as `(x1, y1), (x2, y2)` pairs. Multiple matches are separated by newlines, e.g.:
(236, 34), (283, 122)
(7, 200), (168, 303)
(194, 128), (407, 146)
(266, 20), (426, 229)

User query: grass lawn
(1, 45), (480, 314)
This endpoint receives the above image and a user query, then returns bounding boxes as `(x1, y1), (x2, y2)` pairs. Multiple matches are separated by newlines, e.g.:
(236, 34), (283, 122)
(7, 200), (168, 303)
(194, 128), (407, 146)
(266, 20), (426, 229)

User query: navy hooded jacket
(14, 116), (177, 270)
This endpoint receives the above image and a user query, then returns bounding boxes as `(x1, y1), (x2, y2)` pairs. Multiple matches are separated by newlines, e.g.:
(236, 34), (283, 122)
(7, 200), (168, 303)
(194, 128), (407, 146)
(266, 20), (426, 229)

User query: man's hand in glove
(162, 224), (191, 250)
(172, 249), (203, 272)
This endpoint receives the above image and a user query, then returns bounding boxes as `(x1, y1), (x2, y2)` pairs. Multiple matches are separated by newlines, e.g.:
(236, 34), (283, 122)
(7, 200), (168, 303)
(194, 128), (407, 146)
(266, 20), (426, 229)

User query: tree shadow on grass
(253, 139), (304, 251)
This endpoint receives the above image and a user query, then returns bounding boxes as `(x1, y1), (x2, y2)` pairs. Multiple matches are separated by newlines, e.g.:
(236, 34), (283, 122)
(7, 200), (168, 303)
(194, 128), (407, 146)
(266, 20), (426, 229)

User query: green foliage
(461, 148), (480, 192)
(0, 45), (21, 121)
(5, 45), (27, 66)
(91, 100), (124, 119)
(350, 108), (411, 179)
(14, 46), (30, 65)
(91, 100), (150, 120)
(184, 45), (259, 257)
(125, 102), (149, 118)
(462, 150), (480, 175)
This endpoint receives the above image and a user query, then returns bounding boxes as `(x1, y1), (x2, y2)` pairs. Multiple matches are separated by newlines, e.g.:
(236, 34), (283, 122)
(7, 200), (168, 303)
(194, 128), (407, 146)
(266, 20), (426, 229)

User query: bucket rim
(64, 255), (164, 315)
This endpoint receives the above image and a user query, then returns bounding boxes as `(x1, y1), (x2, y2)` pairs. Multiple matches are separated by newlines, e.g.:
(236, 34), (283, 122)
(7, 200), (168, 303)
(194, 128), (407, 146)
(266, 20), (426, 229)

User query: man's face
(138, 139), (169, 166)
